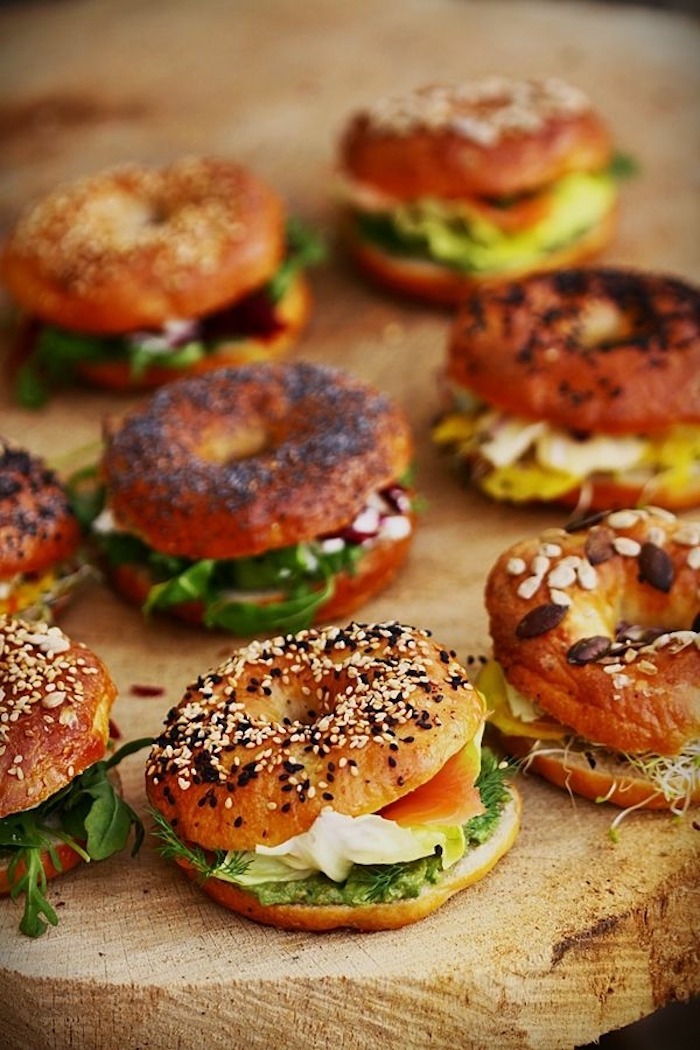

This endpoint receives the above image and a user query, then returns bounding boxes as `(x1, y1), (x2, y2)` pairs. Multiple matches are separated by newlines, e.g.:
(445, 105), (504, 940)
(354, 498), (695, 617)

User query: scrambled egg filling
(433, 397), (700, 502)
(0, 568), (61, 618)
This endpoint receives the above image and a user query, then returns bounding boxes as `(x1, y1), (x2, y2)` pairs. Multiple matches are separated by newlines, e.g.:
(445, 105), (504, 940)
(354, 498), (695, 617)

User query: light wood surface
(1, 2), (699, 1048)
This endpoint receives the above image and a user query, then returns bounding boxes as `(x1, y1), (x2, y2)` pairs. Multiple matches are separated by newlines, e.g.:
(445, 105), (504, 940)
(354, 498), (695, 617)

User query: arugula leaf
(127, 340), (206, 379)
(0, 737), (151, 937)
(606, 151), (639, 181)
(204, 573), (336, 636)
(267, 216), (326, 303)
(65, 464), (106, 531)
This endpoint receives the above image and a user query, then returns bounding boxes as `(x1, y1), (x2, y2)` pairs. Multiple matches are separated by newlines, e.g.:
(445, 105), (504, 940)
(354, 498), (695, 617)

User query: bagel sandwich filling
(13, 218), (323, 408)
(150, 744), (512, 910)
(145, 622), (519, 926)
(433, 384), (700, 505)
(0, 560), (91, 622)
(71, 472), (414, 635)
(341, 161), (627, 279)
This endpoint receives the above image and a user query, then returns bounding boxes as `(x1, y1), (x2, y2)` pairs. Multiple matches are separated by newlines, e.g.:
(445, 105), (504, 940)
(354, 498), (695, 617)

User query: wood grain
(1, 2), (699, 1048)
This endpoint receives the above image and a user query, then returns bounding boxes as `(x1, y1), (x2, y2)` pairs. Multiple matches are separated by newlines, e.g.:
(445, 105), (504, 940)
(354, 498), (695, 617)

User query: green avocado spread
(356, 169), (616, 274)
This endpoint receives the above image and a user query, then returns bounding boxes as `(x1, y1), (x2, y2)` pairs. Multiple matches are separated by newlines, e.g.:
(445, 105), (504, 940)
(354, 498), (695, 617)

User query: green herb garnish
(0, 737), (151, 937)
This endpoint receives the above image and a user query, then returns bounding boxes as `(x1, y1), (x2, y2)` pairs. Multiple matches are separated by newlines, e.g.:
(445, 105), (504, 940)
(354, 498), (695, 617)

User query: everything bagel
(433, 268), (700, 511)
(1, 157), (321, 401)
(87, 362), (415, 635)
(0, 438), (83, 619)
(337, 77), (627, 303)
(478, 507), (700, 813)
(146, 621), (520, 930)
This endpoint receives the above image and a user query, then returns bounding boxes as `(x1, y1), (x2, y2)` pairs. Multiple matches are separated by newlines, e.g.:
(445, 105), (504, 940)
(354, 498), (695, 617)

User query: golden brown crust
(74, 273), (312, 391)
(108, 526), (413, 627)
(339, 78), (611, 200)
(172, 786), (520, 930)
(101, 361), (413, 560)
(145, 622), (486, 851)
(0, 439), (81, 579)
(344, 209), (614, 304)
(484, 508), (700, 757)
(448, 268), (700, 433)
(0, 156), (285, 333)
(0, 617), (116, 818)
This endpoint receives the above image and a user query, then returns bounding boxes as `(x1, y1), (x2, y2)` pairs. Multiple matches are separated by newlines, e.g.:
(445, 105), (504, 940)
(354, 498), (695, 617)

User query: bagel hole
(578, 301), (633, 348)
(198, 424), (275, 463)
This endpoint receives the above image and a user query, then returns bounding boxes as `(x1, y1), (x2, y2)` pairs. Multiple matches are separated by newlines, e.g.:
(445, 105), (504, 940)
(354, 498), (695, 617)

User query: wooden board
(1, 2), (699, 1048)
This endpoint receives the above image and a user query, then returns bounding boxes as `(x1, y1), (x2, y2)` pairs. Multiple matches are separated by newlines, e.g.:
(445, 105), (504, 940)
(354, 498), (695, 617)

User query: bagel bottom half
(491, 730), (700, 815)
(343, 208), (614, 305)
(176, 787), (521, 931)
(0, 838), (85, 896)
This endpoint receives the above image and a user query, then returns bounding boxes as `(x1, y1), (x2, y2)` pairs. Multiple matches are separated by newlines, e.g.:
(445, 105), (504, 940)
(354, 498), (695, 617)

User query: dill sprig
(149, 807), (251, 882)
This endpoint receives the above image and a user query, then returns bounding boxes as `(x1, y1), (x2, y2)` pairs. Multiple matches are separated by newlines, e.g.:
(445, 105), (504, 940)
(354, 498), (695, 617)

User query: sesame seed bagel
(482, 508), (700, 810)
(0, 156), (285, 334)
(340, 77), (612, 202)
(146, 621), (486, 852)
(146, 622), (520, 929)
(101, 362), (413, 560)
(448, 269), (700, 435)
(0, 616), (116, 820)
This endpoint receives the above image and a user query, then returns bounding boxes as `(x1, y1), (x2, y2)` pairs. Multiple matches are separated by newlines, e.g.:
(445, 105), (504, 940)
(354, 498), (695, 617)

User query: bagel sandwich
(0, 437), (88, 620)
(0, 616), (148, 936)
(433, 268), (700, 512)
(1, 156), (324, 405)
(337, 76), (634, 303)
(146, 621), (521, 930)
(476, 509), (700, 828)
(71, 362), (417, 637)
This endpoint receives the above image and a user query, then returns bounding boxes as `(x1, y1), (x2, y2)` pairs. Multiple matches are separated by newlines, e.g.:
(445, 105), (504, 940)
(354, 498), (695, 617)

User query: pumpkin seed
(516, 602), (568, 638)
(638, 541), (674, 593)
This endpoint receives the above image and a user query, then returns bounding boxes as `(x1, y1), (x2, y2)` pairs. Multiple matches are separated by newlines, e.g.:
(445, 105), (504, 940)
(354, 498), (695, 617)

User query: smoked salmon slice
(379, 744), (485, 827)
